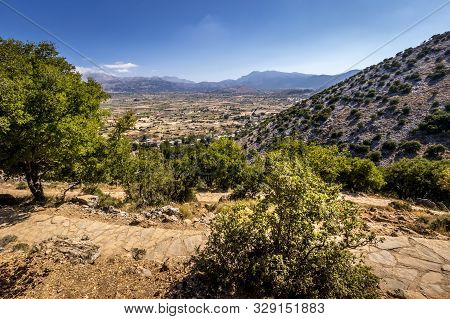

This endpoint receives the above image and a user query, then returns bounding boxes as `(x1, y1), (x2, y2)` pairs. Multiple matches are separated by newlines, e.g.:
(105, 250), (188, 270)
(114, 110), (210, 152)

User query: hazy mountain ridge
(240, 32), (450, 162)
(84, 70), (358, 93)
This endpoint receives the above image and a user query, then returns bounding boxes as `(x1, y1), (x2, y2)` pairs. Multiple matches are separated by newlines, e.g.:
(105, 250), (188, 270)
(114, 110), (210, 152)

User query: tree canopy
(0, 38), (108, 200)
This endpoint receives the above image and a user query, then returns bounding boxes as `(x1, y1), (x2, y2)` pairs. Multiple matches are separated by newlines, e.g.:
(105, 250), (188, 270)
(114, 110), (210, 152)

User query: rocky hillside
(240, 32), (450, 162)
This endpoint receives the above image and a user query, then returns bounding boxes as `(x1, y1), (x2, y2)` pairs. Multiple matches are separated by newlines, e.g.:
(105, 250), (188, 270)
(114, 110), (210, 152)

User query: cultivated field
(102, 92), (309, 144)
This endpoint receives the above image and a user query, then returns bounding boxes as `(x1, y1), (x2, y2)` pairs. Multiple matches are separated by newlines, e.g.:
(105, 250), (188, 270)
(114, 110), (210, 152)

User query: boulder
(162, 214), (179, 223)
(218, 194), (231, 202)
(143, 205), (181, 222)
(72, 195), (98, 208)
(416, 198), (437, 209)
(31, 236), (100, 264)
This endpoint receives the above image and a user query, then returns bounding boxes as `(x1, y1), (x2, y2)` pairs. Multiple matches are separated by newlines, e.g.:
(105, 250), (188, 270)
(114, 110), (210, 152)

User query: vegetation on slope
(240, 32), (450, 162)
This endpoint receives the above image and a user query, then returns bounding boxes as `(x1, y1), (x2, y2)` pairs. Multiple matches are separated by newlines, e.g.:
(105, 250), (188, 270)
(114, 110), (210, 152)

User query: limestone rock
(415, 198), (437, 209)
(73, 195), (98, 208)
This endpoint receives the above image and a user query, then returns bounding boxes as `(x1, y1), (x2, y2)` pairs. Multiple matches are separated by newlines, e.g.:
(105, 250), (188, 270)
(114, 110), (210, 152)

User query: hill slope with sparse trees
(240, 32), (450, 163)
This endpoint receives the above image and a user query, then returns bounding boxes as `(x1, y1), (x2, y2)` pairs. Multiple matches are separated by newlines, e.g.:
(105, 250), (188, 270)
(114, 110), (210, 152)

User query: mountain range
(83, 70), (359, 93)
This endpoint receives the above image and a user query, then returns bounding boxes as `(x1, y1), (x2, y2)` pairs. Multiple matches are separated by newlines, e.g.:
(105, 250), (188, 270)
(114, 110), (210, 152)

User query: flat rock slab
(0, 214), (207, 262)
(0, 214), (449, 298)
(364, 236), (450, 298)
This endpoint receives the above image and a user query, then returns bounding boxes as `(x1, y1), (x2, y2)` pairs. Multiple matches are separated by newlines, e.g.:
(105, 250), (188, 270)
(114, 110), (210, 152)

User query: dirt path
(0, 214), (207, 262)
(1, 209), (449, 298)
(343, 193), (445, 215)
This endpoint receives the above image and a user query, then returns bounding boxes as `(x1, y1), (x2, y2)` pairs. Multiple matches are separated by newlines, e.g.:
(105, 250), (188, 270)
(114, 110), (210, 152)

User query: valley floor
(0, 183), (449, 299)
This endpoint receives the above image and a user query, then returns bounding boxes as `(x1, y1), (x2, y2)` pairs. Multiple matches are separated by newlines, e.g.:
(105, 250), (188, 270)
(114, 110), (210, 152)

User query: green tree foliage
(198, 138), (247, 190)
(425, 144), (446, 160)
(368, 151), (382, 163)
(192, 152), (379, 298)
(418, 109), (449, 134)
(341, 158), (385, 192)
(104, 111), (137, 183)
(231, 155), (266, 199)
(123, 148), (178, 207)
(399, 140), (422, 154)
(0, 39), (108, 200)
(383, 158), (450, 205)
(303, 144), (351, 183)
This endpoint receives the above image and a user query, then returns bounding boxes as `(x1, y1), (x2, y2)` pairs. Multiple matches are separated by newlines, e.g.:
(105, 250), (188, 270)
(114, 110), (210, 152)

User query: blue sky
(0, 0), (449, 81)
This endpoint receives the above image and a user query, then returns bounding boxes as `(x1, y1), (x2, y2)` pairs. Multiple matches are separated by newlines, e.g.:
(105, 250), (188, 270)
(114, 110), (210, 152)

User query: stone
(397, 246), (443, 264)
(411, 238), (450, 261)
(420, 272), (444, 285)
(72, 195), (98, 208)
(0, 234), (17, 250)
(380, 278), (408, 292)
(415, 198), (437, 209)
(392, 267), (418, 282)
(131, 247), (146, 260)
(376, 236), (410, 250)
(31, 237), (100, 264)
(162, 215), (178, 223)
(442, 264), (450, 272)
(402, 290), (426, 299)
(395, 254), (441, 272)
(419, 284), (447, 298)
(143, 206), (181, 221)
(367, 250), (397, 266)
(136, 266), (152, 278)
(106, 205), (121, 214)
(129, 214), (145, 226)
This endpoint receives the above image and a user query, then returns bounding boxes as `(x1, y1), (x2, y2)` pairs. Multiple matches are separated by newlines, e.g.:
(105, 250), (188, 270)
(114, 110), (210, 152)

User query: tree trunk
(24, 162), (45, 201)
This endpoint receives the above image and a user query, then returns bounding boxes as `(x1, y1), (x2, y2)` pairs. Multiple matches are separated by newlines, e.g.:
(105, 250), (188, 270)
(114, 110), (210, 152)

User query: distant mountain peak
(82, 70), (358, 93)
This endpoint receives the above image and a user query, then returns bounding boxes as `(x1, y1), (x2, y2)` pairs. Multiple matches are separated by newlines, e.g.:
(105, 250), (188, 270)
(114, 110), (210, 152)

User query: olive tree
(192, 152), (379, 298)
(0, 38), (108, 200)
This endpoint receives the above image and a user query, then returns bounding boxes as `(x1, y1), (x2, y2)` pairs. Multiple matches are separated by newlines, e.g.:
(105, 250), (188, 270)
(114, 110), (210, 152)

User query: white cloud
(75, 62), (138, 75)
(75, 66), (105, 74)
(102, 62), (138, 72)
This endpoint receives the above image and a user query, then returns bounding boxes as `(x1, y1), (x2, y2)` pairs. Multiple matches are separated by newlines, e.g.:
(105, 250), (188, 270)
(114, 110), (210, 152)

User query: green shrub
(368, 151), (382, 163)
(192, 153), (379, 298)
(399, 140), (421, 154)
(388, 81), (412, 94)
(372, 133), (382, 141)
(383, 158), (450, 205)
(429, 63), (447, 80)
(390, 98), (400, 106)
(350, 144), (370, 156)
(415, 214), (450, 235)
(418, 110), (449, 134)
(231, 156), (266, 199)
(124, 148), (179, 207)
(98, 192), (123, 208)
(198, 138), (247, 190)
(350, 109), (362, 119)
(303, 144), (351, 183)
(340, 158), (385, 192)
(425, 144), (446, 160)
(388, 200), (412, 211)
(429, 214), (450, 234)
(382, 140), (397, 152)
